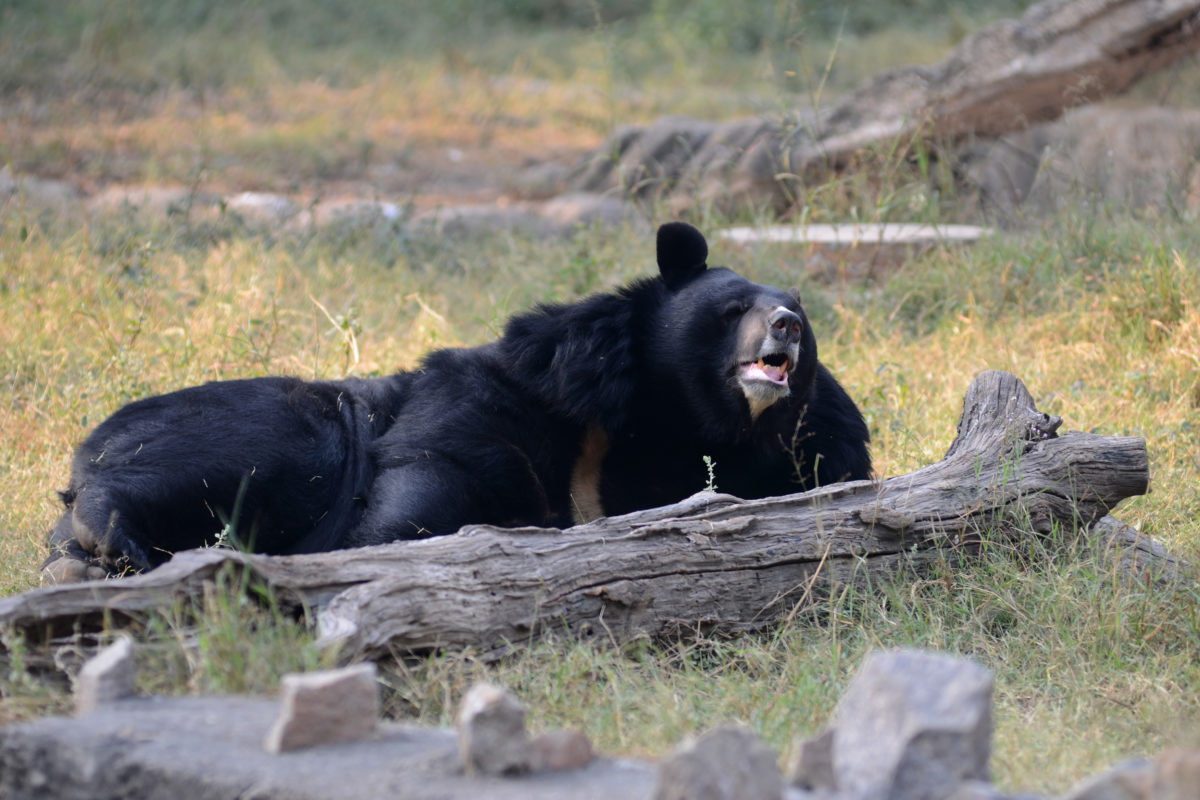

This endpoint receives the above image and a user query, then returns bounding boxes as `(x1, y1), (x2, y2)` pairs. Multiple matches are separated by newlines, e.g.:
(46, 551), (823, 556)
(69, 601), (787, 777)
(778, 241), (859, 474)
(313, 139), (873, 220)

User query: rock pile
(0, 164), (649, 241)
(0, 645), (1195, 800)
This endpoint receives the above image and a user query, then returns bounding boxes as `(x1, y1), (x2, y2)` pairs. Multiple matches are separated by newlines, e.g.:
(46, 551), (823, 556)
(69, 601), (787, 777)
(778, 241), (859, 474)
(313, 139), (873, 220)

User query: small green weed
(702, 455), (718, 492)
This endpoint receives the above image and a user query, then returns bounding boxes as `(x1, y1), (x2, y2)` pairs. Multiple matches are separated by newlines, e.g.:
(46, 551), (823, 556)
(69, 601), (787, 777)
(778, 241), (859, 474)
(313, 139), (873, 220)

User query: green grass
(0, 0), (1041, 193)
(3, 205), (1199, 794)
(3, 1), (1200, 796)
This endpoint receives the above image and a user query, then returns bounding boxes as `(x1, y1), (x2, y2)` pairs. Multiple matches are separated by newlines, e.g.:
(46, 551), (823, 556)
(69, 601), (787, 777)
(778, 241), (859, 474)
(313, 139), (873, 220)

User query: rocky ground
(3, 644), (1195, 800)
(6, 102), (1199, 251)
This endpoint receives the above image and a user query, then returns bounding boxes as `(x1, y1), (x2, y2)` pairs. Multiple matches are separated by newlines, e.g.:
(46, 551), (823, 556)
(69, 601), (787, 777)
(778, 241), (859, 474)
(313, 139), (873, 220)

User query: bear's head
(651, 221), (818, 442)
(499, 221), (819, 441)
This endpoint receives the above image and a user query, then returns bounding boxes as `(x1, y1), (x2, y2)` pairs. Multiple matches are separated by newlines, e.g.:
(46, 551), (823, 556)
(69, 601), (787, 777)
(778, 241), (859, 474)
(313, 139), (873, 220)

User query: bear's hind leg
(344, 460), (487, 547)
(44, 486), (156, 579)
(41, 509), (110, 584)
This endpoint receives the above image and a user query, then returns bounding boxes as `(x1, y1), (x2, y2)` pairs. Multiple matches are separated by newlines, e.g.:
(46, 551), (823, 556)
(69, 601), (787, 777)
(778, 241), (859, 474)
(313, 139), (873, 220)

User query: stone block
(789, 728), (836, 791)
(456, 683), (531, 776)
(529, 728), (594, 772)
(1059, 757), (1152, 800)
(653, 725), (783, 800)
(263, 663), (378, 754)
(832, 649), (994, 800)
(1150, 749), (1200, 800)
(75, 637), (136, 715)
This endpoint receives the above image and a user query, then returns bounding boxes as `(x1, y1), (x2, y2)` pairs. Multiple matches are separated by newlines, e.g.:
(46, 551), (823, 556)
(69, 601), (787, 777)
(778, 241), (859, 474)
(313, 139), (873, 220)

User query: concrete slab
(717, 223), (992, 246)
(0, 695), (655, 800)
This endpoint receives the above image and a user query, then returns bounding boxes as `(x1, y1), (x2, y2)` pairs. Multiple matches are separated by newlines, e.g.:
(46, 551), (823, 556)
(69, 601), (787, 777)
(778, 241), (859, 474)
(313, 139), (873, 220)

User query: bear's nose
(768, 307), (803, 344)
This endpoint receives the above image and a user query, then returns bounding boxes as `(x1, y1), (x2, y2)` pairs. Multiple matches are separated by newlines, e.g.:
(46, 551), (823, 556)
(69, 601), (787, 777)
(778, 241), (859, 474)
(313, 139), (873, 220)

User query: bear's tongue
(742, 358), (788, 385)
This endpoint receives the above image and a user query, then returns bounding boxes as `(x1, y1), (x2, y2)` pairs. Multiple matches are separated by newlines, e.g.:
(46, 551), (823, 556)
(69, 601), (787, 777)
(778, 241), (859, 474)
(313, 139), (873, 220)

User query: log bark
(566, 0), (1200, 214)
(0, 371), (1165, 666)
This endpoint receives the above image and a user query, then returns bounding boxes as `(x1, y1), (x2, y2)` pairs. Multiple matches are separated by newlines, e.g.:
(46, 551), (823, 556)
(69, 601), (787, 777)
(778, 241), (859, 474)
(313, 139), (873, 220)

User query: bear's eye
(720, 300), (749, 320)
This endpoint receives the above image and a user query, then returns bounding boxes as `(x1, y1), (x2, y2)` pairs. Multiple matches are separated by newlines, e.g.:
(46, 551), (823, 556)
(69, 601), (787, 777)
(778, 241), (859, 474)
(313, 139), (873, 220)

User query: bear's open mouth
(739, 353), (791, 386)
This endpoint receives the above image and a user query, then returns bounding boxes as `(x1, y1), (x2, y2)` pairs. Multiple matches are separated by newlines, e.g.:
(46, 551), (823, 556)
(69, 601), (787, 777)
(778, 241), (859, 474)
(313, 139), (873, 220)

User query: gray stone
(946, 780), (1045, 800)
(567, 122), (647, 194)
(1059, 758), (1152, 800)
(87, 186), (217, 220)
(788, 728), (836, 791)
(0, 166), (83, 220)
(832, 649), (994, 800)
(311, 198), (404, 229)
(576, 115), (716, 200)
(74, 637), (136, 715)
(653, 725), (783, 800)
(410, 203), (559, 239)
(456, 683), (531, 776)
(960, 107), (1200, 225)
(263, 663), (378, 753)
(529, 728), (594, 772)
(539, 192), (649, 233)
(511, 160), (571, 198)
(1150, 749), (1200, 800)
(225, 191), (301, 225)
(0, 695), (656, 799)
(945, 781), (1007, 800)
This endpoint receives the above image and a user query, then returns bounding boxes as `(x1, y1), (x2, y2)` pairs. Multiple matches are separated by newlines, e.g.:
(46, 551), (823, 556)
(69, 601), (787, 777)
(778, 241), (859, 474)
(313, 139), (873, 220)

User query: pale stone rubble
(654, 725), (785, 800)
(455, 682), (532, 775)
(7, 644), (1191, 799)
(0, 164), (648, 239)
(73, 636), (136, 715)
(263, 663), (379, 754)
(8, 107), (1200, 246)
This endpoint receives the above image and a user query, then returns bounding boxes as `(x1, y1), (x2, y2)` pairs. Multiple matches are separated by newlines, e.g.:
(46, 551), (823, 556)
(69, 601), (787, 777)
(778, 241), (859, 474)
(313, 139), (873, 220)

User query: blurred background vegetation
(1, 0), (1036, 94)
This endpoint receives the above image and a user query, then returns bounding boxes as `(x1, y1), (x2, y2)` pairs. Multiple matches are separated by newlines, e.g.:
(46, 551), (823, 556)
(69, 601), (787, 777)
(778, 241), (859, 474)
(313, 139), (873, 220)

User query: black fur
(45, 222), (871, 576)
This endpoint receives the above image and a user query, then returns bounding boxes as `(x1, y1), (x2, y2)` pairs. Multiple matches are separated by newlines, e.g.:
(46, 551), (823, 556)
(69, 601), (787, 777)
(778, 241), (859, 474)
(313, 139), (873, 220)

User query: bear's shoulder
(498, 285), (657, 431)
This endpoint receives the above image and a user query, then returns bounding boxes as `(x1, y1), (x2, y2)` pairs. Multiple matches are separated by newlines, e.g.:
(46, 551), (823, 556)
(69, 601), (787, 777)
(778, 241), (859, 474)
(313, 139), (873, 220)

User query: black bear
(43, 222), (871, 582)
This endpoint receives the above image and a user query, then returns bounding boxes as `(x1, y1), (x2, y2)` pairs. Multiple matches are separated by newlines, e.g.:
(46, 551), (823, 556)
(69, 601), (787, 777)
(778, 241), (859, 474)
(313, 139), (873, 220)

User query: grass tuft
(2, 207), (1200, 791)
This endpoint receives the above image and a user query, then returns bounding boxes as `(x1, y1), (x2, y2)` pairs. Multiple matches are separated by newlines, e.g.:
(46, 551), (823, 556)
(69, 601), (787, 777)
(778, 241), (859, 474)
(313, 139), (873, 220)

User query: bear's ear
(657, 222), (708, 290)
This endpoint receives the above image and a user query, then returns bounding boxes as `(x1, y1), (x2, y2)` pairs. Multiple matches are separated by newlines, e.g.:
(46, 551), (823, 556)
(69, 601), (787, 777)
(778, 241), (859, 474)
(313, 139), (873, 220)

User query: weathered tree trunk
(567, 0), (1200, 213)
(0, 371), (1171, 668)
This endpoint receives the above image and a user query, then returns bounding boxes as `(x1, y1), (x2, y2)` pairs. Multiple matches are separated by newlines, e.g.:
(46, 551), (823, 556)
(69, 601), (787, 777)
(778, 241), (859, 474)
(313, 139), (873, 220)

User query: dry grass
(3, 3), (1200, 795)
(3, 209), (1199, 794)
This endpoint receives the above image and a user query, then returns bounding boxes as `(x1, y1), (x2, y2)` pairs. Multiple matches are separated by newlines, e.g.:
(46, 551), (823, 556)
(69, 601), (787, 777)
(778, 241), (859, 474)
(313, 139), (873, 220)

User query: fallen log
(0, 371), (1162, 666)
(567, 0), (1200, 213)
